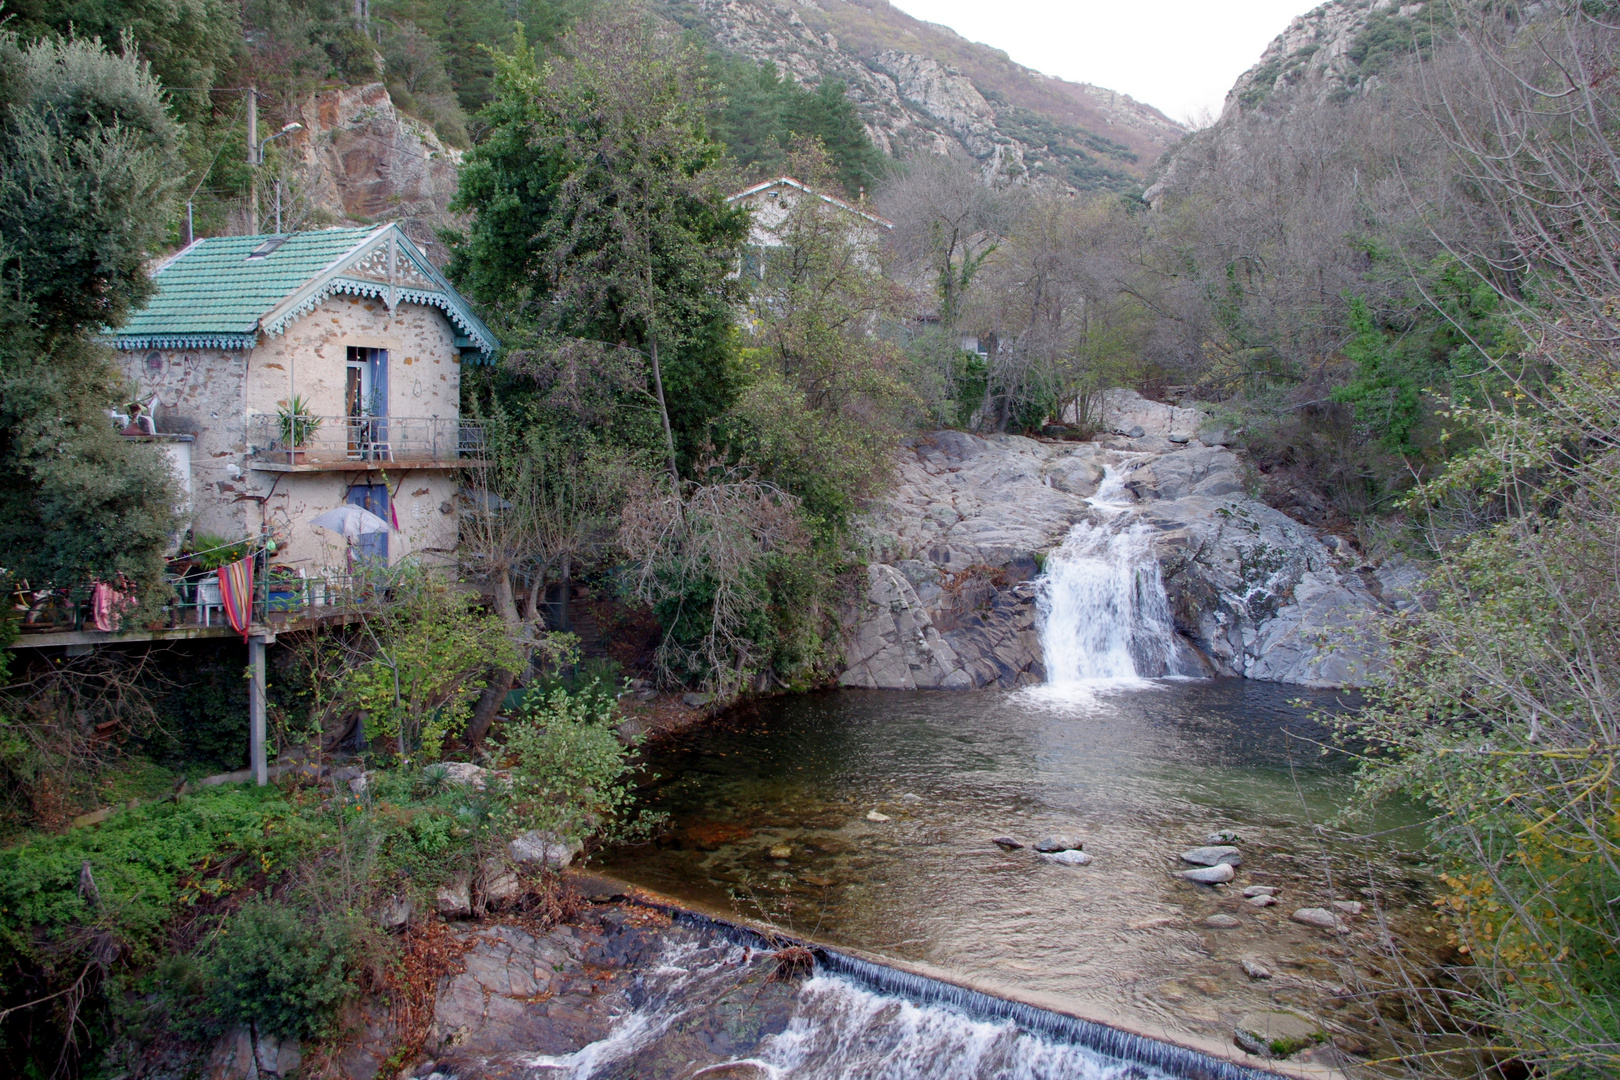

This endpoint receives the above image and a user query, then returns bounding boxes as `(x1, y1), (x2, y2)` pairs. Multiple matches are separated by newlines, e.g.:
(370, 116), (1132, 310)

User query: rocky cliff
(1222, 0), (1455, 117)
(664, 0), (1183, 188)
(1147, 0), (1453, 203)
(838, 392), (1420, 692)
(269, 83), (462, 261)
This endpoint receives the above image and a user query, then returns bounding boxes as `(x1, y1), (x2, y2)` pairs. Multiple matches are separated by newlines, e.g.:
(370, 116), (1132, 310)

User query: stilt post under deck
(249, 634), (268, 786)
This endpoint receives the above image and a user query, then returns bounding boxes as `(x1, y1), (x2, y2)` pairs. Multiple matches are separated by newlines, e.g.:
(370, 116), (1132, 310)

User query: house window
(345, 347), (385, 417)
(346, 347), (388, 458)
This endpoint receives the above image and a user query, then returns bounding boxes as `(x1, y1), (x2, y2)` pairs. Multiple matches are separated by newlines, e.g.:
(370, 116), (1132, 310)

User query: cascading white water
(1036, 465), (1181, 686)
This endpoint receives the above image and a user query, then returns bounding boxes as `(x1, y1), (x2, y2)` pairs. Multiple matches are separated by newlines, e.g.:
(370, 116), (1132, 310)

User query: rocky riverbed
(838, 391), (1422, 691)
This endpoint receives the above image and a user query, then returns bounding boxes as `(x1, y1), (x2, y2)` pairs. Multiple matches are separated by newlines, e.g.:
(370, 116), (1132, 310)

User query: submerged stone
(1040, 849), (1092, 866)
(1180, 845), (1242, 867)
(1179, 863), (1236, 884)
(991, 836), (1023, 850)
(1033, 835), (1082, 853)
(1290, 907), (1350, 932)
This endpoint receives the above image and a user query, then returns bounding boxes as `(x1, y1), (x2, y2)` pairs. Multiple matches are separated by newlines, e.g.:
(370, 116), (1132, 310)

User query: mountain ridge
(662, 0), (1184, 190)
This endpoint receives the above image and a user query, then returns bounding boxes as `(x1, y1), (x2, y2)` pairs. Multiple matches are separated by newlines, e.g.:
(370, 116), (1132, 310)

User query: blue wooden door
(347, 484), (389, 563)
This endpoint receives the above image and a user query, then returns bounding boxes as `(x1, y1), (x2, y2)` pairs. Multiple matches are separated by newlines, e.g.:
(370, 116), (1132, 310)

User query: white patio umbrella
(309, 504), (392, 539)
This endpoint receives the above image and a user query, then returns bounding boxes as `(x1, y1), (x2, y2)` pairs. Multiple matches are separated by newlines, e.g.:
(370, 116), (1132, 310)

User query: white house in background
(726, 176), (893, 258)
(113, 223), (496, 572)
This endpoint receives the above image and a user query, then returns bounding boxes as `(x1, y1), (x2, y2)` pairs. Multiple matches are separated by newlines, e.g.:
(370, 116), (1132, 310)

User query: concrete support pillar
(249, 634), (268, 786)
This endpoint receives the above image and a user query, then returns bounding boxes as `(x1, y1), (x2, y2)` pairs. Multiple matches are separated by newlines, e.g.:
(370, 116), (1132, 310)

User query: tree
(878, 153), (1010, 326)
(0, 32), (182, 606)
(5, 0), (239, 123)
(729, 143), (911, 538)
(964, 191), (1151, 433)
(447, 13), (749, 479)
(708, 56), (887, 197)
(457, 420), (632, 747)
(1341, 9), (1620, 1073)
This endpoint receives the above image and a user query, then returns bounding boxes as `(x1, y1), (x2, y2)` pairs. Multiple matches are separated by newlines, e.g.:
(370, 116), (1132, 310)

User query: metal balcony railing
(246, 414), (486, 468)
(13, 570), (383, 636)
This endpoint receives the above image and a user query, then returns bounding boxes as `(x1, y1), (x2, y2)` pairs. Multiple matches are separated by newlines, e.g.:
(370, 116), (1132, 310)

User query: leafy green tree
(708, 56), (887, 197)
(5, 0), (239, 123)
(376, 0), (587, 115)
(728, 143), (911, 541)
(0, 32), (182, 604)
(446, 14), (748, 477)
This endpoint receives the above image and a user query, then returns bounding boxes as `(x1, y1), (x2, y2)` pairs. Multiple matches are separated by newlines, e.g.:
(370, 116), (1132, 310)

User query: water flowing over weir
(1037, 466), (1185, 684)
(495, 905), (1280, 1080)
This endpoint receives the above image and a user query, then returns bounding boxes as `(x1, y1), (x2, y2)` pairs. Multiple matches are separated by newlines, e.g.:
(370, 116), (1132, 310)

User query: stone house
(726, 176), (892, 273)
(114, 224), (496, 572)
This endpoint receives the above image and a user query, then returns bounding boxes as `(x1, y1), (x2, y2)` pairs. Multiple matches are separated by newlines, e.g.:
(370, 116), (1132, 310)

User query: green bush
(502, 683), (650, 842)
(207, 898), (358, 1040)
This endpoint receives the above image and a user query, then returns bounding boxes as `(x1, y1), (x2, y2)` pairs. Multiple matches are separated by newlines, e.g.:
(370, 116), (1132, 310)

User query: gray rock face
(207, 1027), (302, 1080)
(508, 830), (582, 870)
(686, 1), (1181, 179)
(435, 878), (471, 918)
(840, 403), (1407, 690)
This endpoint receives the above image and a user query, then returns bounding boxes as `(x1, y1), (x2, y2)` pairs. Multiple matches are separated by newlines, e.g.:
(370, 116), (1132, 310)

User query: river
(601, 679), (1435, 1060)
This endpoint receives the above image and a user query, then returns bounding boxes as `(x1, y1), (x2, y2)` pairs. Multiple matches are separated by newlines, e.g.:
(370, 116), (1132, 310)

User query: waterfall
(1036, 466), (1182, 686)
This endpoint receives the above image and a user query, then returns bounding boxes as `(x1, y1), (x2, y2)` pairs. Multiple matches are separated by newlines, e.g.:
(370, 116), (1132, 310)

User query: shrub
(207, 899), (358, 1040)
(501, 682), (651, 843)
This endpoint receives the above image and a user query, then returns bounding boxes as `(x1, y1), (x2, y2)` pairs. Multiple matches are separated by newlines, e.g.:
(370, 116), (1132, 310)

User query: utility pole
(246, 86), (258, 234)
(275, 180), (282, 234)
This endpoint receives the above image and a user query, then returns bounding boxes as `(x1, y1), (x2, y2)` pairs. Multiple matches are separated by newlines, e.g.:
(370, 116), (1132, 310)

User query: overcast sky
(888, 1), (1323, 125)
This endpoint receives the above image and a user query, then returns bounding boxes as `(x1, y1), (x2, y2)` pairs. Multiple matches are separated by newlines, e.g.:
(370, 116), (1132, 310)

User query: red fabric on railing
(218, 558), (254, 641)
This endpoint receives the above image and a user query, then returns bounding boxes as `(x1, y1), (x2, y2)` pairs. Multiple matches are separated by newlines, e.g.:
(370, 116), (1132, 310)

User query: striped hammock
(218, 558), (254, 640)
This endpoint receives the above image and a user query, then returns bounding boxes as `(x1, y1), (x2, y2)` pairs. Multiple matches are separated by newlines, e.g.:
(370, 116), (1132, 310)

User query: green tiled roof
(116, 229), (373, 349)
(112, 225), (498, 359)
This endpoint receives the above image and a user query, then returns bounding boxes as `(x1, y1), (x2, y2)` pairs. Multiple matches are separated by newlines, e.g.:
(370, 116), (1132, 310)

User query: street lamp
(256, 121), (302, 164)
(256, 123), (303, 234)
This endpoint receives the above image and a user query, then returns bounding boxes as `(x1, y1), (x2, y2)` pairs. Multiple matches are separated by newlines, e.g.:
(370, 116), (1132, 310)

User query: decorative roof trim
(727, 176), (894, 228)
(113, 332), (256, 351)
(257, 224), (497, 360)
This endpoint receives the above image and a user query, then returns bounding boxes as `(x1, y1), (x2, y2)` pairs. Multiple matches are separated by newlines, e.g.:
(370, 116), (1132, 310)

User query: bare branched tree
(619, 464), (807, 699)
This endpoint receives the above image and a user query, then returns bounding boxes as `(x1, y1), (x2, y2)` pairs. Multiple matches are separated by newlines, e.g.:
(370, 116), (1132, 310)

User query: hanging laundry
(90, 581), (131, 632)
(218, 557), (254, 640)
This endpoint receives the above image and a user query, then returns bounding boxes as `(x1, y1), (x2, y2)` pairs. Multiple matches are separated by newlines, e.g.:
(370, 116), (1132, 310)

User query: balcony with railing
(11, 569), (384, 645)
(246, 414), (487, 471)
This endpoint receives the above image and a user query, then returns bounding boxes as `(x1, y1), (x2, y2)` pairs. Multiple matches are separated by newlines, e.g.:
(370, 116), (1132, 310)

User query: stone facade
(122, 293), (464, 571)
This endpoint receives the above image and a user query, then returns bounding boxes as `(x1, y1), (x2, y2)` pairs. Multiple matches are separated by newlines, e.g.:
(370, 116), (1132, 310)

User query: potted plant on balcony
(277, 395), (322, 464)
(182, 534), (250, 623)
(265, 564), (304, 613)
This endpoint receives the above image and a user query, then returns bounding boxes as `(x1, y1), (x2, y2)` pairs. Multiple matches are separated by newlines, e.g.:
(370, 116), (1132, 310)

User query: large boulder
(508, 830), (583, 869)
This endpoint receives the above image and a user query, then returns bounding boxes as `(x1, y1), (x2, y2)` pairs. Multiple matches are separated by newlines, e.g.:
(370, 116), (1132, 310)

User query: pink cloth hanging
(90, 582), (129, 632)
